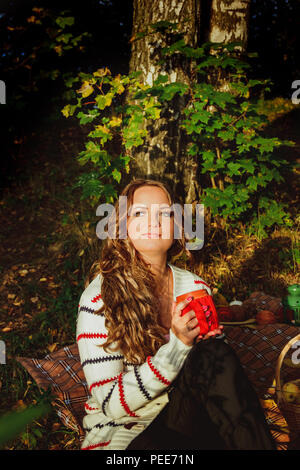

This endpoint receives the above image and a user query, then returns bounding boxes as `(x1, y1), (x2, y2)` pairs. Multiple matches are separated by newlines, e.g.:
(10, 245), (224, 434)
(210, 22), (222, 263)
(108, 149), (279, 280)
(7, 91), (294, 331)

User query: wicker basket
(275, 334), (300, 440)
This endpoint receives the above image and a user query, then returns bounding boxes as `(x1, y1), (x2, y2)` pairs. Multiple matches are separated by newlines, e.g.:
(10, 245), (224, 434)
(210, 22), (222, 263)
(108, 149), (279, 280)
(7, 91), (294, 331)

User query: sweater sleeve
(76, 283), (193, 421)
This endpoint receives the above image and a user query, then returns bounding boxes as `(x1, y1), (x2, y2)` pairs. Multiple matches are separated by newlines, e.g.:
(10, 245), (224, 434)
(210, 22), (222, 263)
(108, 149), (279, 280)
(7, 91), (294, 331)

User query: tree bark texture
(128, 0), (201, 204)
(208, 0), (250, 49)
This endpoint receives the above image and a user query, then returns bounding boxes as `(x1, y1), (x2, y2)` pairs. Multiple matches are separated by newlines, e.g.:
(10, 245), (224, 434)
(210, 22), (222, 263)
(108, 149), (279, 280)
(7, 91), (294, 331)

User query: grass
(0, 98), (299, 450)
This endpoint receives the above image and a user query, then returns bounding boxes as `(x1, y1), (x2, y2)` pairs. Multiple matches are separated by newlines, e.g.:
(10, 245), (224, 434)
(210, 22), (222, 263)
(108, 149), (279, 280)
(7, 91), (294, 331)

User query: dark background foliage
(0, 0), (299, 191)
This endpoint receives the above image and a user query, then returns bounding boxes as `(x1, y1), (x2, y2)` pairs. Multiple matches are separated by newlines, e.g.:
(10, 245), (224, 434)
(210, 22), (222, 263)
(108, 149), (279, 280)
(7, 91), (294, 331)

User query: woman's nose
(148, 211), (161, 228)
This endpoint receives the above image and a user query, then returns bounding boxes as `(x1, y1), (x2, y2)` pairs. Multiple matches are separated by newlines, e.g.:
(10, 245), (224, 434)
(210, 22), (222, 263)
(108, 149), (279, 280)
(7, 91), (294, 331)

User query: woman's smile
(142, 232), (161, 238)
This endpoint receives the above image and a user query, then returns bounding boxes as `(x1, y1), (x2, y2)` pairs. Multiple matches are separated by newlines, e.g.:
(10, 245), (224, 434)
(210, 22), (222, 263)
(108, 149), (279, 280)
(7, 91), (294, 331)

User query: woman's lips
(142, 233), (160, 238)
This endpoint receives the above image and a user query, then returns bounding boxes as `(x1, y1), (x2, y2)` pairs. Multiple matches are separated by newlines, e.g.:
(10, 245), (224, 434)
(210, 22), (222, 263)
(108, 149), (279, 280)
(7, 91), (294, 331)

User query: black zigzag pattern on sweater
(102, 381), (117, 416)
(79, 305), (104, 316)
(83, 419), (124, 433)
(134, 365), (152, 401)
(82, 355), (123, 368)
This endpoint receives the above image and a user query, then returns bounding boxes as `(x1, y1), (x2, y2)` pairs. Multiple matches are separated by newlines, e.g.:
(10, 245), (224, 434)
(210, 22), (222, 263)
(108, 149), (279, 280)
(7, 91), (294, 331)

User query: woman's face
(127, 185), (174, 256)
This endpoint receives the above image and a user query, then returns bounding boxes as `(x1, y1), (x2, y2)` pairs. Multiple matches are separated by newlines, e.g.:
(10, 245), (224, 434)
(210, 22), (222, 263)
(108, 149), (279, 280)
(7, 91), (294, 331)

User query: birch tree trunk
(207, 0), (251, 92)
(128, 0), (201, 204)
(208, 0), (250, 48)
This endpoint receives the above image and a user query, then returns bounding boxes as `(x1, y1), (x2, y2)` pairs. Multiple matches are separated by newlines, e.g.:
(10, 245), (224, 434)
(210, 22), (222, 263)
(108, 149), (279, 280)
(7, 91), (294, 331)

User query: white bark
(209, 0), (251, 50)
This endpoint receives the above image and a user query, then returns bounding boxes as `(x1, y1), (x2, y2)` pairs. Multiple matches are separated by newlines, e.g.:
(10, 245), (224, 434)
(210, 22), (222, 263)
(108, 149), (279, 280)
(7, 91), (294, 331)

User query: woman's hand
(171, 298), (201, 346)
(171, 298), (224, 346)
(196, 325), (224, 343)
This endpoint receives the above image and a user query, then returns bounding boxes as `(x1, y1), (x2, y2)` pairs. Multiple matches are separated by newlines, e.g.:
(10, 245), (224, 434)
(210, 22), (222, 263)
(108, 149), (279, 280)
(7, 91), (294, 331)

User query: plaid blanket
(17, 343), (87, 441)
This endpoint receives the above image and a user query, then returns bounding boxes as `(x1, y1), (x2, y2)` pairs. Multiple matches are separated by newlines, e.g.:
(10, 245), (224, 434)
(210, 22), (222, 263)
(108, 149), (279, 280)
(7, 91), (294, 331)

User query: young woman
(76, 178), (276, 450)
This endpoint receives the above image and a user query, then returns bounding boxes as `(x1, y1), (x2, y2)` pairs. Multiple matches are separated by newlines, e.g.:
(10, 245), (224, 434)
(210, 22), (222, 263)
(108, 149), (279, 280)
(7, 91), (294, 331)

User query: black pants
(127, 338), (276, 450)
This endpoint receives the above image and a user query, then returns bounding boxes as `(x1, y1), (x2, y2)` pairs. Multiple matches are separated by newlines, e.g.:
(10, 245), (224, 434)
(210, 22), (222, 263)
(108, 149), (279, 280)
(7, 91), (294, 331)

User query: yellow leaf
(47, 343), (58, 353)
(93, 67), (110, 77)
(49, 282), (59, 289)
(62, 105), (71, 118)
(54, 45), (63, 56)
(109, 116), (122, 127)
(13, 400), (26, 410)
(95, 124), (110, 134)
(39, 277), (47, 282)
(19, 269), (29, 276)
(64, 437), (75, 447)
(113, 75), (125, 94)
(77, 81), (94, 98)
(79, 249), (84, 256)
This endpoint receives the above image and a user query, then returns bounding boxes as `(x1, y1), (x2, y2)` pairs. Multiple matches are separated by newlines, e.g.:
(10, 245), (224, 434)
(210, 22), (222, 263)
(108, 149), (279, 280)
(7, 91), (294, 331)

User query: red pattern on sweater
(118, 373), (139, 418)
(194, 279), (210, 289)
(90, 374), (119, 393)
(85, 402), (99, 411)
(91, 293), (102, 303)
(81, 440), (111, 450)
(76, 332), (107, 342)
(146, 356), (171, 386)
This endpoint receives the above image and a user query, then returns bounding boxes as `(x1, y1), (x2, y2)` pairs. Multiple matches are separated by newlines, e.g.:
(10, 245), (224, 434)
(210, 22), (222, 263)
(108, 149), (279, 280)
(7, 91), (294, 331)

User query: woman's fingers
(201, 326), (224, 340)
(172, 297), (193, 318)
(171, 298), (201, 346)
(186, 315), (199, 330)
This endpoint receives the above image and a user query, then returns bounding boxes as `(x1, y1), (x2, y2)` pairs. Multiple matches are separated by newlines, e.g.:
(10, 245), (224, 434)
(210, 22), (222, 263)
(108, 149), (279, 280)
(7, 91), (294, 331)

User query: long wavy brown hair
(87, 178), (193, 364)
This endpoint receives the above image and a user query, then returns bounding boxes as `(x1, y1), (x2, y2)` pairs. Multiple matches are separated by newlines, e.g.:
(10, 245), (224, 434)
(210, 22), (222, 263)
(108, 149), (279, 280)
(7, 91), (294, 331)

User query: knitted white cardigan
(76, 262), (212, 450)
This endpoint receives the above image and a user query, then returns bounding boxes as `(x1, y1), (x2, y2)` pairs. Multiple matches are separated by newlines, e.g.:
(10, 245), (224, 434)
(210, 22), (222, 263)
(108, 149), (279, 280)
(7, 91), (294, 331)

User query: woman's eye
(133, 211), (145, 217)
(131, 210), (173, 217)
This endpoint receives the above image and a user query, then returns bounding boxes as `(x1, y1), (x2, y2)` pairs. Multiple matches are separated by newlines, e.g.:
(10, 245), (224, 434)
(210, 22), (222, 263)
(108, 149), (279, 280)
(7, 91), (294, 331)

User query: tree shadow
(262, 106), (300, 154)
(260, 106), (300, 211)
(236, 235), (296, 297)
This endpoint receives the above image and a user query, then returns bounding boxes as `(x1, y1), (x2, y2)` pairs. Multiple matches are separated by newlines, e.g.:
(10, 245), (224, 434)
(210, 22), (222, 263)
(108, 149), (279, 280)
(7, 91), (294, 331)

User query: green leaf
(217, 129), (235, 141)
(227, 162), (241, 176)
(112, 168), (121, 183)
(160, 82), (188, 101)
(0, 402), (51, 447)
(77, 109), (99, 124)
(95, 92), (114, 110)
(61, 104), (76, 118)
(191, 110), (210, 125)
(55, 16), (75, 29)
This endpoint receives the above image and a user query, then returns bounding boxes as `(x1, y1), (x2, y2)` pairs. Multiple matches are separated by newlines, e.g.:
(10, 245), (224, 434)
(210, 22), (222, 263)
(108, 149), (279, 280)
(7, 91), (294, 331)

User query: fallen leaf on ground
(12, 400), (26, 410)
(47, 343), (58, 353)
(51, 423), (61, 431)
(19, 269), (29, 276)
(64, 437), (75, 447)
(2, 327), (12, 332)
